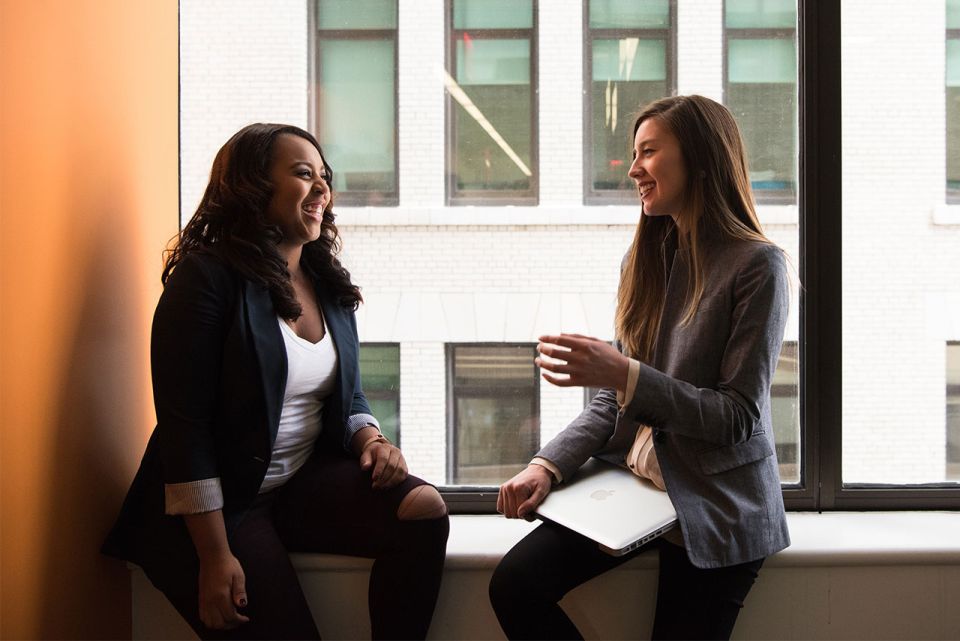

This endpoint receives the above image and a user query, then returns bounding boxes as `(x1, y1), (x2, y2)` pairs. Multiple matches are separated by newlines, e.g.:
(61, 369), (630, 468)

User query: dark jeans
(489, 522), (762, 641)
(160, 451), (449, 640)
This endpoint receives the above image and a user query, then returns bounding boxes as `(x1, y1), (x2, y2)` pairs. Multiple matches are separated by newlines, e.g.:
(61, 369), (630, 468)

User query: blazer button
(654, 429), (665, 443)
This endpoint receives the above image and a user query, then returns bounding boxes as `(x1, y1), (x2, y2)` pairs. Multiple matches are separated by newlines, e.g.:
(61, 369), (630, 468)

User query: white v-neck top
(259, 316), (338, 492)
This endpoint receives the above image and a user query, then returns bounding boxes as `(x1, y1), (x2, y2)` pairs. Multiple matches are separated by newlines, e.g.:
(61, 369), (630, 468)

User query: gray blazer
(537, 237), (791, 569)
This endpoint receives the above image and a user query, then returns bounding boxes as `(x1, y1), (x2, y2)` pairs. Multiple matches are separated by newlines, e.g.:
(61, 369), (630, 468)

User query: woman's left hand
(360, 440), (409, 490)
(536, 333), (630, 392)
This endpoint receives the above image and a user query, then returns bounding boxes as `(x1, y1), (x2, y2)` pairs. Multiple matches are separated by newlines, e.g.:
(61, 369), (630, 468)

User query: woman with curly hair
(103, 123), (448, 640)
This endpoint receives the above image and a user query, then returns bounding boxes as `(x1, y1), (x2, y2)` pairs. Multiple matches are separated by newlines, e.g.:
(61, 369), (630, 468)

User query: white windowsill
(289, 511), (960, 571)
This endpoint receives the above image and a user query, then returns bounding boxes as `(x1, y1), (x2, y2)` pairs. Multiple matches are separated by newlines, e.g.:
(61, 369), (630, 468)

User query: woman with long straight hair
(490, 95), (791, 640)
(103, 123), (449, 640)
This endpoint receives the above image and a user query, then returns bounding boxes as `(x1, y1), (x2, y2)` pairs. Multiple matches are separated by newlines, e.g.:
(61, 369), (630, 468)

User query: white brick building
(180, 0), (959, 486)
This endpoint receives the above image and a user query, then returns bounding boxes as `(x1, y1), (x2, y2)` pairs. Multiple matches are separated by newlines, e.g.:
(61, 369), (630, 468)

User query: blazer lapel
(244, 280), (287, 448)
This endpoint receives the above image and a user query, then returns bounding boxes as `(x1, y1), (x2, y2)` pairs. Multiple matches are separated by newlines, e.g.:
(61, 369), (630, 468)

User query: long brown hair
(163, 123), (362, 317)
(616, 95), (772, 361)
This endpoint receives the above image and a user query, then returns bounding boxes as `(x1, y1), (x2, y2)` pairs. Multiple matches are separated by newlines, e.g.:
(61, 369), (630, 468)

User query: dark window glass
(948, 1), (960, 196)
(359, 344), (401, 445)
(447, 0), (536, 204)
(585, 0), (674, 203)
(448, 345), (539, 484)
(771, 341), (800, 483)
(947, 342), (960, 480)
(315, 0), (398, 205)
(724, 0), (797, 203)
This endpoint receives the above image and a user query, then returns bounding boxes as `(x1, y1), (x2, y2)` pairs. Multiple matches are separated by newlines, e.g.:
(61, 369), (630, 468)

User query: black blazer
(103, 251), (374, 582)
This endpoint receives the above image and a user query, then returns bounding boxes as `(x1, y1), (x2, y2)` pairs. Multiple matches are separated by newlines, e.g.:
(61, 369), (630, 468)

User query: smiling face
(628, 117), (689, 222)
(265, 133), (331, 253)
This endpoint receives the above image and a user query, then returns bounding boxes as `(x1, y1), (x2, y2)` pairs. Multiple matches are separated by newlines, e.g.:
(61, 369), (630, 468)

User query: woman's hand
(536, 333), (630, 392)
(197, 552), (249, 630)
(360, 440), (409, 490)
(498, 464), (554, 519)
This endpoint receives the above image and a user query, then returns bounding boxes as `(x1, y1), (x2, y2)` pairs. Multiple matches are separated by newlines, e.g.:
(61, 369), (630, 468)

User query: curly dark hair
(163, 123), (362, 317)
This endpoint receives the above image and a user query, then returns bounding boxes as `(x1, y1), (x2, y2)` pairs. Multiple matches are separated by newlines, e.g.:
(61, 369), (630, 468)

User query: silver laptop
(534, 457), (678, 556)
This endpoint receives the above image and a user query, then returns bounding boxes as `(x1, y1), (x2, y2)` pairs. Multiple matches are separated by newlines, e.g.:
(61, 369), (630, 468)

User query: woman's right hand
(197, 552), (250, 630)
(497, 464), (554, 519)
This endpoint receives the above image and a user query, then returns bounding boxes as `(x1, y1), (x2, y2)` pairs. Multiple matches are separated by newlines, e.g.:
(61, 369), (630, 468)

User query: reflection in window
(948, 343), (960, 480)
(724, 0), (797, 203)
(771, 341), (800, 483)
(585, 0), (675, 203)
(947, 0), (960, 197)
(447, 0), (536, 204)
(360, 344), (401, 445)
(315, 0), (398, 205)
(448, 345), (539, 484)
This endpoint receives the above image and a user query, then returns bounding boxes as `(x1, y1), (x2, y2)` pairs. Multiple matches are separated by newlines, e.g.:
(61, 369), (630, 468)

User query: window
(584, 0), (676, 204)
(771, 341), (799, 484)
(314, 0), (398, 205)
(446, 0), (537, 205)
(447, 345), (539, 485)
(948, 343), (960, 480)
(359, 343), (401, 444)
(723, 0), (797, 203)
(948, 0), (960, 199)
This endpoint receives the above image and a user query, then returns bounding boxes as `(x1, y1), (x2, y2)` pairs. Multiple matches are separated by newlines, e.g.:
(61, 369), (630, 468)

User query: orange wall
(0, 1), (178, 638)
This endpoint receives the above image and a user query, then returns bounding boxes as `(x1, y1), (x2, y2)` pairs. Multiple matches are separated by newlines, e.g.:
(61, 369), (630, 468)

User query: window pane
(841, 2), (960, 485)
(451, 37), (533, 195)
(590, 38), (668, 192)
(948, 343), (960, 480)
(726, 0), (795, 28)
(453, 0), (533, 29)
(317, 39), (396, 194)
(948, 39), (960, 191)
(589, 0), (670, 29)
(949, 0), (960, 29)
(771, 342), (800, 483)
(360, 344), (400, 444)
(317, 0), (397, 29)
(451, 346), (538, 485)
(726, 38), (797, 195)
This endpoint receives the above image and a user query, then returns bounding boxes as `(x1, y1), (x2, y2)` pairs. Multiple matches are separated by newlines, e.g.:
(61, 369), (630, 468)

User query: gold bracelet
(360, 433), (389, 453)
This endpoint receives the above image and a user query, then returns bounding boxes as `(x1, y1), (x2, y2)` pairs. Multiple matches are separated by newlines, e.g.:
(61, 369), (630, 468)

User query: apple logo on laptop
(590, 489), (614, 501)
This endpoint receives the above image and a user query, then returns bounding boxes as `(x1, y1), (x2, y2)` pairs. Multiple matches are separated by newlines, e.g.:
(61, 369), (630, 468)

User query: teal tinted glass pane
(949, 0), (960, 29)
(592, 38), (665, 82)
(589, 0), (669, 29)
(317, 0), (396, 29)
(456, 39), (530, 85)
(728, 38), (795, 84)
(726, 0), (795, 28)
(453, 0), (533, 29)
(727, 81), (796, 192)
(317, 39), (396, 193)
(948, 41), (960, 189)
(359, 345), (400, 389)
(949, 39), (960, 87)
(367, 397), (399, 444)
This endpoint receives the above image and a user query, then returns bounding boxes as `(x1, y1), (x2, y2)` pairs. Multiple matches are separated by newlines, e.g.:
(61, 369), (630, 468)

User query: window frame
(947, 20), (960, 203)
(359, 342), (402, 446)
(309, 1), (400, 207)
(444, 0), (539, 206)
(444, 342), (541, 488)
(582, 0), (678, 205)
(722, 0), (798, 206)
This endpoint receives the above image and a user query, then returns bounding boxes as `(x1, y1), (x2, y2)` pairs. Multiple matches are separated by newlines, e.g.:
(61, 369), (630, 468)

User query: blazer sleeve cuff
(345, 413), (381, 450)
(164, 478), (224, 515)
(530, 457), (563, 484)
(616, 358), (641, 408)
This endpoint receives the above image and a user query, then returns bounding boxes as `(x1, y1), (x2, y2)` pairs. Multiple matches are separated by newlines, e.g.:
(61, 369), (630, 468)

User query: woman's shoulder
(711, 237), (786, 273)
(164, 248), (240, 292)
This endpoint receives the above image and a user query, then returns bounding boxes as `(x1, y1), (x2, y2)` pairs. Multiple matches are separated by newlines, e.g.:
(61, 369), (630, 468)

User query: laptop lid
(533, 457), (678, 556)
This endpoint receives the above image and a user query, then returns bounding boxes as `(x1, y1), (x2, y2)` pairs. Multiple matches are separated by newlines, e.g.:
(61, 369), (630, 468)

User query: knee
(396, 485), (448, 521)
(489, 556), (533, 611)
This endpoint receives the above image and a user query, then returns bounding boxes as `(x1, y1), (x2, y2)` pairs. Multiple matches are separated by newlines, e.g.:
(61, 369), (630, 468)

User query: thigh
(492, 520), (655, 603)
(653, 541), (764, 641)
(273, 450), (433, 557)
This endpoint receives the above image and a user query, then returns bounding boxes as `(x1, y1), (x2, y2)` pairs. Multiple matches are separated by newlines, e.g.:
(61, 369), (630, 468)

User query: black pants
(160, 451), (449, 641)
(489, 522), (762, 641)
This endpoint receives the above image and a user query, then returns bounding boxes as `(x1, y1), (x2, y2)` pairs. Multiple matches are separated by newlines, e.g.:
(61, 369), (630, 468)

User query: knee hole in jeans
(396, 485), (447, 520)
